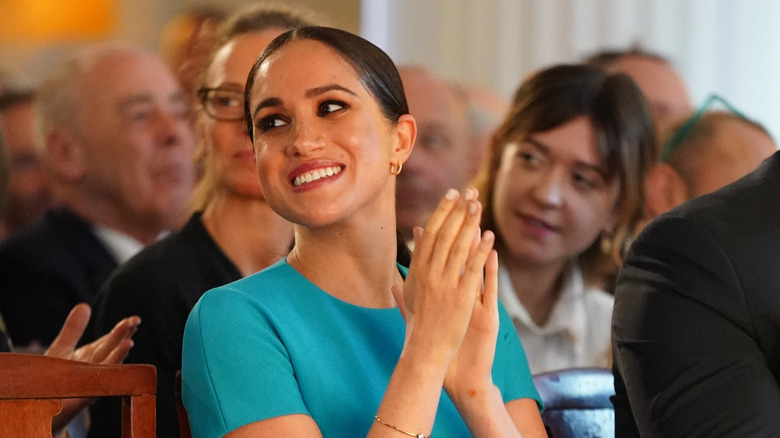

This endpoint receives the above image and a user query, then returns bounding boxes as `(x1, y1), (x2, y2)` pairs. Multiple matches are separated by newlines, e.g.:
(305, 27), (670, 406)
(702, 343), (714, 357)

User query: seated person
(88, 5), (320, 437)
(586, 46), (692, 130)
(0, 88), (53, 238)
(474, 64), (655, 373)
(0, 42), (196, 350)
(395, 66), (484, 246)
(640, 96), (777, 229)
(612, 146), (780, 436)
(182, 26), (546, 437)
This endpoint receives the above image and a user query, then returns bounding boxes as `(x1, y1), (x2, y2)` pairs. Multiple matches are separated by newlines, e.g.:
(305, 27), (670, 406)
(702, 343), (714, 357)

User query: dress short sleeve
(182, 285), (309, 438)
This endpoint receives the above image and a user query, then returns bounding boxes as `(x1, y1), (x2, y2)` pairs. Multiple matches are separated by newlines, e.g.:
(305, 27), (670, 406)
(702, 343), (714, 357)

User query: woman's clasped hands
(392, 187), (500, 403)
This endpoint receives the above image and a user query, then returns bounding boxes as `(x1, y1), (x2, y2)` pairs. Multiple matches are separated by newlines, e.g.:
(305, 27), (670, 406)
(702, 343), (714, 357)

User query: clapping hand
(46, 303), (140, 432)
(392, 188), (498, 387)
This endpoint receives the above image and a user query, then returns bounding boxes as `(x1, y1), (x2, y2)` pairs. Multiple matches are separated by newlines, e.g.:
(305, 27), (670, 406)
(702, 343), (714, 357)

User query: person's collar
(91, 225), (147, 264)
(497, 260), (586, 340)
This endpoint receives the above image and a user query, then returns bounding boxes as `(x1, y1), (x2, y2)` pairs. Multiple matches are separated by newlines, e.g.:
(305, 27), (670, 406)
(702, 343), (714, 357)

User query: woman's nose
(531, 168), (564, 207)
(286, 121), (325, 156)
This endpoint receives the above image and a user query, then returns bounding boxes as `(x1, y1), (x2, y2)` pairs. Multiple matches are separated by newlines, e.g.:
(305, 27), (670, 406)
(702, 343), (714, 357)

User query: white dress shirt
(497, 261), (613, 374)
(92, 225), (145, 264)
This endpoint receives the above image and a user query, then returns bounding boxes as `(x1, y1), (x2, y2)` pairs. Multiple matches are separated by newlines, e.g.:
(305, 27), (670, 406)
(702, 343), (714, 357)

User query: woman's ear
(392, 114), (416, 164)
(644, 163), (690, 218)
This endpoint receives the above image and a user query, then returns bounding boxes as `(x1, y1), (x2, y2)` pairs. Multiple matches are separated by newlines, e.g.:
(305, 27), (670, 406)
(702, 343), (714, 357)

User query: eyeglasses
(197, 87), (245, 121)
(659, 94), (747, 162)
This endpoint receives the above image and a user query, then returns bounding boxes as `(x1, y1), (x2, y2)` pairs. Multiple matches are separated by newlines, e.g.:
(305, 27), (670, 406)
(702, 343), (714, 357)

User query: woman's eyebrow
(526, 136), (608, 175)
(252, 97), (283, 120)
(305, 84), (357, 98)
(525, 137), (550, 156)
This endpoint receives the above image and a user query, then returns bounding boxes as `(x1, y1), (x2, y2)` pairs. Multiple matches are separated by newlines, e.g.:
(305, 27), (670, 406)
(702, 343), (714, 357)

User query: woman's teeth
(293, 166), (342, 187)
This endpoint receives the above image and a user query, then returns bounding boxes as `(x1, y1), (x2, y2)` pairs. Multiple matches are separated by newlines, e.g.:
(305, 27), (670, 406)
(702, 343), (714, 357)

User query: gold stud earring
(390, 161), (403, 175)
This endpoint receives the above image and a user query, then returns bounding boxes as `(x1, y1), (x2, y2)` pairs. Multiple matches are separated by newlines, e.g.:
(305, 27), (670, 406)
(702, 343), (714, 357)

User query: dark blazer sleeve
(612, 214), (780, 437)
(89, 261), (185, 438)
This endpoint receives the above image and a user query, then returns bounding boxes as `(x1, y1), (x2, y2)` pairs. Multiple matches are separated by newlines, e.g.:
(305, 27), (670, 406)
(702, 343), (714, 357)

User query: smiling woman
(182, 26), (547, 438)
(475, 64), (655, 374)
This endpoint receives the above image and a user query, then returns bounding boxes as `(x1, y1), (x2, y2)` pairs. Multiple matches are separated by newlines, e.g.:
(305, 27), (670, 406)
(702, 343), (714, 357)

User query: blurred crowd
(1, 3), (778, 437)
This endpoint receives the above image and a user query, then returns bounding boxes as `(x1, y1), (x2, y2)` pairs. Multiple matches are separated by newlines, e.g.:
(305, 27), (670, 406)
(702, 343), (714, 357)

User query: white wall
(362, 0), (780, 140)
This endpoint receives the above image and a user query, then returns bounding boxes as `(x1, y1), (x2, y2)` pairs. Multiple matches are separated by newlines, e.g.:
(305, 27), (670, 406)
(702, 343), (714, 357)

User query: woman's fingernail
(469, 202), (478, 214)
(445, 188), (458, 200)
(464, 188), (475, 201)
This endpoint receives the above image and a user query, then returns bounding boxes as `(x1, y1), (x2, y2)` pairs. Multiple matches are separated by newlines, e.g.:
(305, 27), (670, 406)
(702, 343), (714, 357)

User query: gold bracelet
(374, 415), (430, 438)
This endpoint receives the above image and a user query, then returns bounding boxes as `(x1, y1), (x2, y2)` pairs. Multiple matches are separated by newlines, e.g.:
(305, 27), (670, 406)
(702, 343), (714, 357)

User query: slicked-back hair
(244, 26), (408, 142)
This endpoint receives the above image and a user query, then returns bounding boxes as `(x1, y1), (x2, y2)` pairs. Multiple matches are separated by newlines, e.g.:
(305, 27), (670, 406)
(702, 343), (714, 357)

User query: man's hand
(45, 303), (140, 432)
(46, 303), (140, 365)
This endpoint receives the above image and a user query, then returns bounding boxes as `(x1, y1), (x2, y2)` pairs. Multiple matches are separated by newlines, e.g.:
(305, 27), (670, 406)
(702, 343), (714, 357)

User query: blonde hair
(188, 4), (323, 213)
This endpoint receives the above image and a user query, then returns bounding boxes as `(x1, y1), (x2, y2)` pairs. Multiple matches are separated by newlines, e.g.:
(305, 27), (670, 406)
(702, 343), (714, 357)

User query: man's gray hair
(34, 42), (149, 154)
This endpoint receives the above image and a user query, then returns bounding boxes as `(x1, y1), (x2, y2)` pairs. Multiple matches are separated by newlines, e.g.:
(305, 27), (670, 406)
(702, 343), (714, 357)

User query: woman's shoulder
(192, 259), (306, 314)
(203, 258), (292, 294)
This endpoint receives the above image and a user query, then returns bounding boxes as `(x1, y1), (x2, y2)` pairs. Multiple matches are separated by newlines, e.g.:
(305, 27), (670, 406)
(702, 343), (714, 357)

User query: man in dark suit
(0, 42), (196, 350)
(612, 150), (780, 436)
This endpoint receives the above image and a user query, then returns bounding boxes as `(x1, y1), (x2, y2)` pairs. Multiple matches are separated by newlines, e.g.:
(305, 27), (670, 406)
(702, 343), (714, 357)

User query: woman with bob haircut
(182, 26), (546, 438)
(475, 64), (655, 374)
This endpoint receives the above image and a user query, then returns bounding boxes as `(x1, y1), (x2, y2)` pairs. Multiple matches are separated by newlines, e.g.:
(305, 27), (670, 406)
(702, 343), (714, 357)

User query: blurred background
(2, 0), (779, 138)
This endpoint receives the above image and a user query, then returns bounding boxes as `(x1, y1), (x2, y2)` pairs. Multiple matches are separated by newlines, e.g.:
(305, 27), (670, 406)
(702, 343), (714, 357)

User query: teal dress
(183, 259), (541, 438)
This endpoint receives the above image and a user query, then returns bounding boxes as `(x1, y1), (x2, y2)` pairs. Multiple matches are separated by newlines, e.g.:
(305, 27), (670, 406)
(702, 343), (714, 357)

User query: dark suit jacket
(88, 213), (242, 438)
(612, 151), (780, 437)
(0, 208), (117, 346)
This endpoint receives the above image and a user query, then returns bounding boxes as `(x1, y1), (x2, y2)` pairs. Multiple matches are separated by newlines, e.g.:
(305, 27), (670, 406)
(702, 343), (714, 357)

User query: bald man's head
(588, 49), (692, 129)
(395, 66), (475, 240)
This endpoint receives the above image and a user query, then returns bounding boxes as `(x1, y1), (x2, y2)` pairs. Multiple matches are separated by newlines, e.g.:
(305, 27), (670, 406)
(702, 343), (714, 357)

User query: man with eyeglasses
(0, 42), (196, 352)
(635, 96), (776, 232)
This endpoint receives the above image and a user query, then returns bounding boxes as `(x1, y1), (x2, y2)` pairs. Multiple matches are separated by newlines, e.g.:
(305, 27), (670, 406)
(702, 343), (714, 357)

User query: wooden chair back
(0, 353), (156, 438)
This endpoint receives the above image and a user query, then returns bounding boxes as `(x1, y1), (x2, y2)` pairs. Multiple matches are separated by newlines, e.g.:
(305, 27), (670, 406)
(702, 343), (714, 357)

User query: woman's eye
(519, 151), (539, 166)
(318, 100), (346, 116)
(257, 116), (288, 132)
(215, 96), (241, 108)
(130, 111), (151, 122)
(573, 173), (598, 189)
